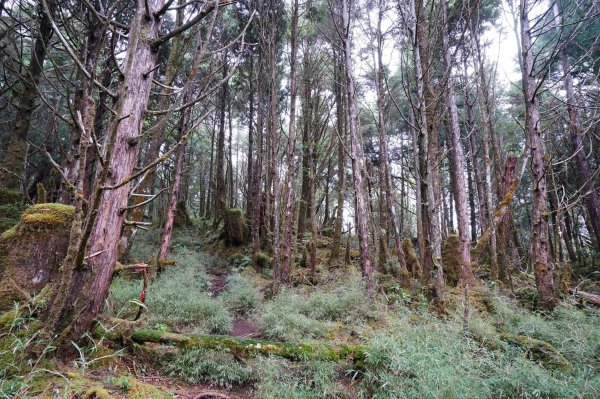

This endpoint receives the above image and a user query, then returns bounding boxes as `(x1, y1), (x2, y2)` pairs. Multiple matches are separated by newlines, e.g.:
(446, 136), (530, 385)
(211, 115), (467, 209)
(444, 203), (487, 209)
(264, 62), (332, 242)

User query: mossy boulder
(0, 188), (24, 234)
(0, 203), (74, 311)
(402, 238), (421, 278)
(442, 235), (461, 287)
(223, 208), (247, 246)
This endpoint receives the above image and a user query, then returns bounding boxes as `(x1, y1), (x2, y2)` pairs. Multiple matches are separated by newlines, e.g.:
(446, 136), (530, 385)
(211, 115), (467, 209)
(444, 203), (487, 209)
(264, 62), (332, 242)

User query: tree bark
(281, 0), (300, 286)
(341, 0), (373, 296)
(552, 4), (600, 250)
(441, 0), (474, 285)
(374, 0), (410, 287)
(520, 0), (555, 310)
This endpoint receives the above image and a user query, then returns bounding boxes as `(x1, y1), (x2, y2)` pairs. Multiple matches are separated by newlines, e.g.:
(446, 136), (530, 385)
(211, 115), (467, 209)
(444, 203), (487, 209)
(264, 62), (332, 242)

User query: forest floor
(1, 219), (600, 398)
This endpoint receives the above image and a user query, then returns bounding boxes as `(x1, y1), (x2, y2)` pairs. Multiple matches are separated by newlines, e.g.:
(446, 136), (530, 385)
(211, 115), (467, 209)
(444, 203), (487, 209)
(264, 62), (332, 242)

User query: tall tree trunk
(472, 26), (499, 279)
(341, 0), (373, 296)
(119, 4), (185, 255)
(280, 0), (299, 286)
(374, 0), (410, 287)
(215, 52), (229, 221)
(520, 0), (555, 310)
(329, 53), (345, 266)
(441, 0), (473, 285)
(0, 0), (55, 190)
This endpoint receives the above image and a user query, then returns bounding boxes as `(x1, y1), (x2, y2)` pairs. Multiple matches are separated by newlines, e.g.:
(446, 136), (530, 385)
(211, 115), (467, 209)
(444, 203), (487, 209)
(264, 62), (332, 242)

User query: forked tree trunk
(341, 0), (373, 296)
(119, 4), (186, 256)
(520, 0), (555, 310)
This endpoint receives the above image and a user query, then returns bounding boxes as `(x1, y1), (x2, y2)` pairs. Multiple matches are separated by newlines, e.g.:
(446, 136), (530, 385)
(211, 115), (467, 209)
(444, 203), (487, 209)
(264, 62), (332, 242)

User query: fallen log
(95, 326), (366, 363)
(569, 289), (600, 306)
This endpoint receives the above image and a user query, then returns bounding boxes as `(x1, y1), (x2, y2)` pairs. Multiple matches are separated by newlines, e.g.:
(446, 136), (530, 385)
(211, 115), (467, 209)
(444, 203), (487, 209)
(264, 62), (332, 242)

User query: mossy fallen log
(96, 326), (366, 363)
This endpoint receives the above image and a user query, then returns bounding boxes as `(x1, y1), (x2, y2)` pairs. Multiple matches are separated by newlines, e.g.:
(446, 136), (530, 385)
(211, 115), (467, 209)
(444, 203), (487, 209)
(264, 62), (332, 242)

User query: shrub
(165, 348), (253, 389)
(221, 274), (260, 315)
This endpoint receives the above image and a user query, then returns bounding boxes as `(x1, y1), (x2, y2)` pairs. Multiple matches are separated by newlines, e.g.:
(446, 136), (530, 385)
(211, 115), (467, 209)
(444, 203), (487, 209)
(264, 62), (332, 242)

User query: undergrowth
(108, 247), (231, 334)
(165, 348), (253, 389)
(220, 274), (260, 315)
(259, 277), (372, 341)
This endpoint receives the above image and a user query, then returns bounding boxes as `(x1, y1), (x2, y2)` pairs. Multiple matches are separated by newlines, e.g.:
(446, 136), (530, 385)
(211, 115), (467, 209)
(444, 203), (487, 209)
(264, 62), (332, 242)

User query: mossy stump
(0, 203), (74, 311)
(173, 201), (191, 227)
(442, 235), (461, 287)
(224, 208), (247, 246)
(402, 238), (421, 278)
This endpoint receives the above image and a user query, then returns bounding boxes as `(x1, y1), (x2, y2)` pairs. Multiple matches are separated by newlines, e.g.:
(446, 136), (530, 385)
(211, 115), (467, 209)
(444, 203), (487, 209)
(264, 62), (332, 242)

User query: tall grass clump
(220, 274), (260, 315)
(165, 348), (253, 389)
(259, 277), (372, 341)
(255, 358), (344, 399)
(108, 248), (231, 333)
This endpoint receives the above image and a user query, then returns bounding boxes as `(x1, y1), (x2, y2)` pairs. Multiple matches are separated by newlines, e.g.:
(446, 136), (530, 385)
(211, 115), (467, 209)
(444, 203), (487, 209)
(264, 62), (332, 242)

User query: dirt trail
(206, 264), (261, 338)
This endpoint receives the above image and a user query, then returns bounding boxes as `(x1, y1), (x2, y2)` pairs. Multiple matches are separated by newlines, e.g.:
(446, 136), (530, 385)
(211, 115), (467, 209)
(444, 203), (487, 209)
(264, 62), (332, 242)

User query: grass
(255, 358), (345, 399)
(220, 274), (260, 315)
(258, 277), (373, 341)
(108, 247), (231, 334)
(165, 348), (254, 389)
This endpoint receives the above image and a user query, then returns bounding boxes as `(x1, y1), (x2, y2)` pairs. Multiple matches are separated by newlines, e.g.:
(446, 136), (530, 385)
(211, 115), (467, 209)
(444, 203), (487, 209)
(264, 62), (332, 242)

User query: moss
(36, 183), (47, 203)
(0, 203), (73, 312)
(256, 251), (272, 268)
(173, 201), (191, 227)
(21, 203), (74, 227)
(402, 238), (421, 278)
(442, 235), (461, 287)
(224, 208), (247, 245)
(82, 386), (115, 399)
(499, 333), (572, 371)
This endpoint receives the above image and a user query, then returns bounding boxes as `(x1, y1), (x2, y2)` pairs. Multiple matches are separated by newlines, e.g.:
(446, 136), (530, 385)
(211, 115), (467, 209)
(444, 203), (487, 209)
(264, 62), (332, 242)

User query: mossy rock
(442, 235), (461, 287)
(499, 333), (572, 371)
(0, 203), (74, 311)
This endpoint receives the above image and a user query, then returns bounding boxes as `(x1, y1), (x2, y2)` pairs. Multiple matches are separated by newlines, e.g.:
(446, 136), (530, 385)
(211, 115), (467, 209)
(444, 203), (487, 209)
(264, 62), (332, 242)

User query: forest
(0, 0), (599, 397)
